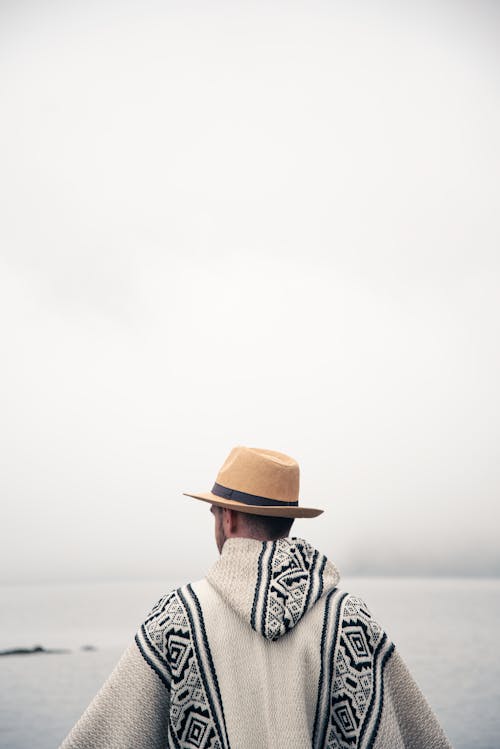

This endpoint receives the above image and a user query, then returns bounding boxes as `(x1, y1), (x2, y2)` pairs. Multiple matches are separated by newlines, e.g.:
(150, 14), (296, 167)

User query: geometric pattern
(135, 540), (395, 749)
(136, 584), (229, 749)
(251, 537), (328, 640)
(313, 592), (395, 749)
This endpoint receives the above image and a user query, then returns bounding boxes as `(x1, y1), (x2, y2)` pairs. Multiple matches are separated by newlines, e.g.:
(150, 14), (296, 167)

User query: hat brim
(183, 491), (323, 518)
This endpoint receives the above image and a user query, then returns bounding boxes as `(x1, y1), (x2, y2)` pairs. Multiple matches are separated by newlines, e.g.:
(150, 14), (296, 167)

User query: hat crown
(216, 446), (299, 503)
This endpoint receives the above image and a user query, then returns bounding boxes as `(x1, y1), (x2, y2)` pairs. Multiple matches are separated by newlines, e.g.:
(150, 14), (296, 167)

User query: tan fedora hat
(183, 446), (323, 518)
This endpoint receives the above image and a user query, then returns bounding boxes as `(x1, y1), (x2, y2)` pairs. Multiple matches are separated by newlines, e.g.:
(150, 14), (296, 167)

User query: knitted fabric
(59, 536), (453, 748)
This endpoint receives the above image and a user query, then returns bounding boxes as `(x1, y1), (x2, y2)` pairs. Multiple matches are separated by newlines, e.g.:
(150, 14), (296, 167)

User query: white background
(1, 0), (499, 583)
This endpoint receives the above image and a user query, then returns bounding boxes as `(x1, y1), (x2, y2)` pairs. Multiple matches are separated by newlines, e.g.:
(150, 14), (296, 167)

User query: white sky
(1, 0), (499, 583)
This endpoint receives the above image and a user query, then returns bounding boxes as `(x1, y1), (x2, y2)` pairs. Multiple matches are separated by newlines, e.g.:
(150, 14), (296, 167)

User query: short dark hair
(240, 511), (294, 540)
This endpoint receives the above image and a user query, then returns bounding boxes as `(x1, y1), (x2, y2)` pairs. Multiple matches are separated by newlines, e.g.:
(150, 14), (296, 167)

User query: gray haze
(1, 0), (499, 583)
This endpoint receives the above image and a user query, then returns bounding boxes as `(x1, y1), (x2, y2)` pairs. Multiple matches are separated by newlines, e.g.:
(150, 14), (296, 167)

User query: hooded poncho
(60, 537), (453, 748)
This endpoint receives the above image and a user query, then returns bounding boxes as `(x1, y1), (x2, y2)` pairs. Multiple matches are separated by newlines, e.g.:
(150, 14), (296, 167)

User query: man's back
(140, 536), (338, 747)
(61, 536), (452, 748)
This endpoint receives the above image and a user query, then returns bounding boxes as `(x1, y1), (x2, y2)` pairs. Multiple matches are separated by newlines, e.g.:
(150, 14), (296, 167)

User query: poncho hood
(206, 536), (340, 641)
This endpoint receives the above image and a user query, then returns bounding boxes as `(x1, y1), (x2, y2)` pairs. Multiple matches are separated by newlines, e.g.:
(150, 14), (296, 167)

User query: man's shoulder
(322, 588), (393, 649)
(140, 578), (210, 627)
(327, 588), (381, 618)
(134, 578), (213, 677)
(319, 587), (373, 616)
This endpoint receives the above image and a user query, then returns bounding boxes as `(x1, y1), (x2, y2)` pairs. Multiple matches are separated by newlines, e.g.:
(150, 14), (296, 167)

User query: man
(60, 446), (452, 748)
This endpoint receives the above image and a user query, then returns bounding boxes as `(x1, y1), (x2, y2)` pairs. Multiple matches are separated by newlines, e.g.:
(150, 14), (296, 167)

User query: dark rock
(0, 645), (70, 656)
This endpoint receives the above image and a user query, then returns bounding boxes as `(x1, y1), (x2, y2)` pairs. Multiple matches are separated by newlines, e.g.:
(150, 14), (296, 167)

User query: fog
(1, 0), (499, 583)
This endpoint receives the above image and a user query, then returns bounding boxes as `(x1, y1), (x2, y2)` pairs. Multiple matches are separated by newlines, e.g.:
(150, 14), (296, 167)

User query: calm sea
(0, 576), (498, 749)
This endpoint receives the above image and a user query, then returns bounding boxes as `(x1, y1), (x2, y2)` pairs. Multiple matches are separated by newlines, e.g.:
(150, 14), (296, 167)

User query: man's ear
(223, 508), (238, 534)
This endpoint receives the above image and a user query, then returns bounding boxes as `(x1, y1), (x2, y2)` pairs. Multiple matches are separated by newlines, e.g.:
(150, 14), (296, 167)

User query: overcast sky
(1, 0), (499, 583)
